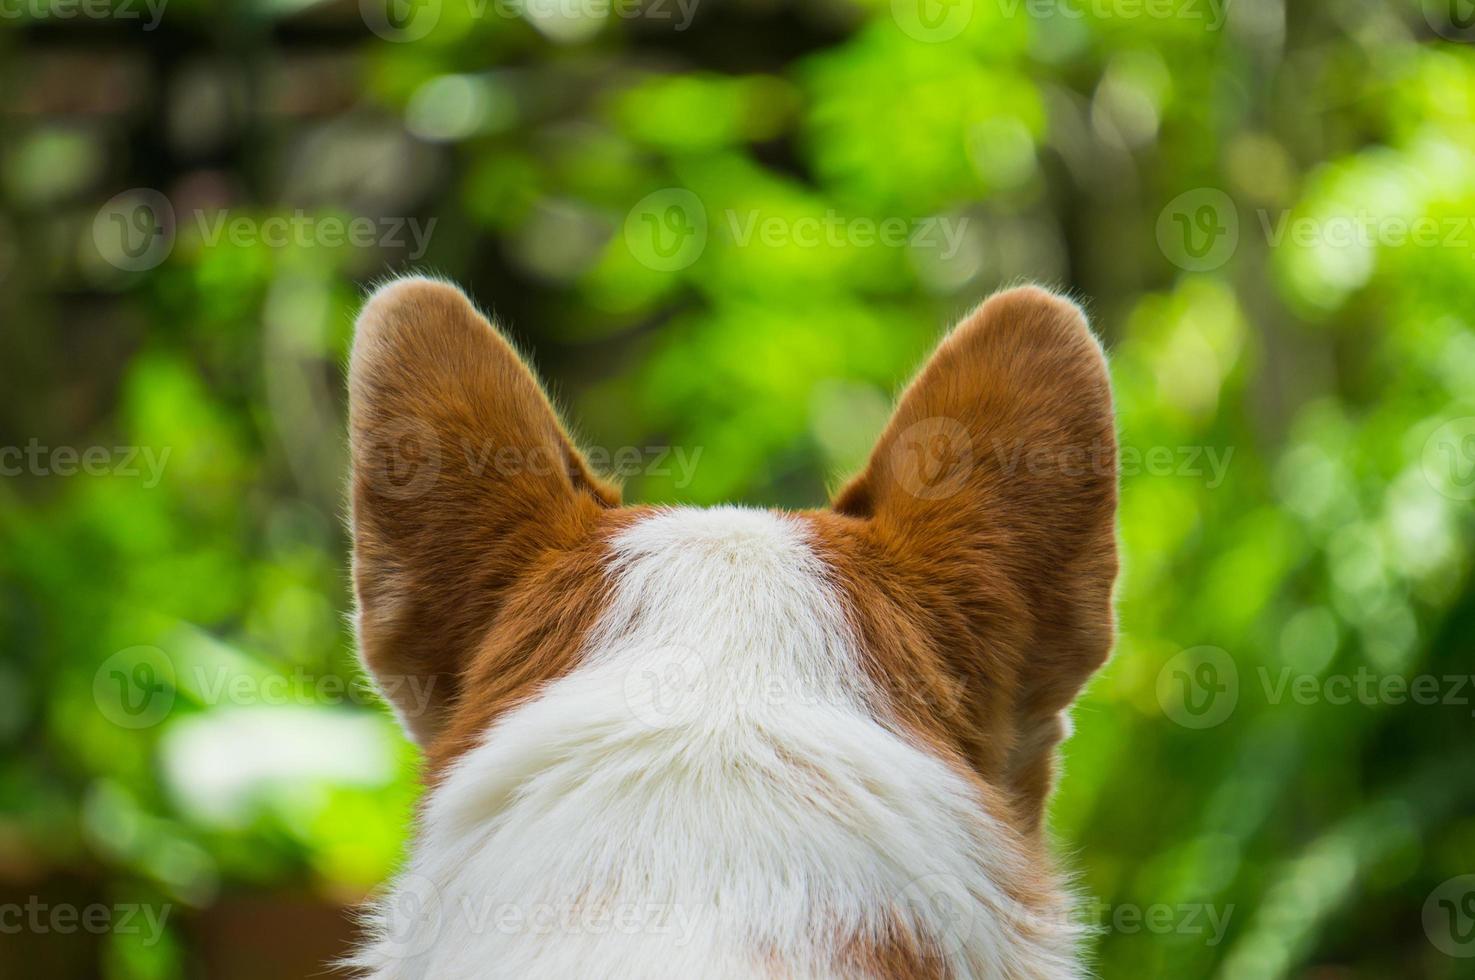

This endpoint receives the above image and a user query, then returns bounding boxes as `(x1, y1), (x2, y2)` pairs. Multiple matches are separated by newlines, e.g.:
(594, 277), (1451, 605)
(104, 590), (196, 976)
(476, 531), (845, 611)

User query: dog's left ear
(833, 286), (1117, 820)
(348, 277), (618, 746)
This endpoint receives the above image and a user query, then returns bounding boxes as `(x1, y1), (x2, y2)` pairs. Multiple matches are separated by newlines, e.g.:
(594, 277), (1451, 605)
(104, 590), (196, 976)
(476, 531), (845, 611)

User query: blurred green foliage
(2, 0), (1474, 977)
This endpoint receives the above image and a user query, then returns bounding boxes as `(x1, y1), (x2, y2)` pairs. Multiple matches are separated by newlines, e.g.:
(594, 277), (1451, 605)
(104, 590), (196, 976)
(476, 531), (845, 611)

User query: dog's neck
(351, 507), (1080, 979)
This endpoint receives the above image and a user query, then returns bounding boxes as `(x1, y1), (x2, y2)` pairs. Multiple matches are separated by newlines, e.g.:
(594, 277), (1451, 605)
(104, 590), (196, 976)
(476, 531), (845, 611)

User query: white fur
(351, 506), (1079, 979)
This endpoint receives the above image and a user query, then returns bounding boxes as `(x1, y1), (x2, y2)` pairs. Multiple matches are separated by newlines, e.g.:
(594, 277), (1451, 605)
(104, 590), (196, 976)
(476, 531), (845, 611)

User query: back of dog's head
(345, 277), (1118, 980)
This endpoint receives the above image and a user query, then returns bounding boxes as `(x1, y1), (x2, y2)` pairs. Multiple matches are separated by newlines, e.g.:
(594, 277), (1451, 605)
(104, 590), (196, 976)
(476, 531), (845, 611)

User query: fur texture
(345, 278), (1118, 979)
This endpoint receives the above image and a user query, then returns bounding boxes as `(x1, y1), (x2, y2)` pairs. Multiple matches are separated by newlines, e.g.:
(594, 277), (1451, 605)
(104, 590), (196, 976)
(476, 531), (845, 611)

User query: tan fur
(347, 279), (1117, 979)
(818, 285), (1118, 830)
(349, 277), (621, 747)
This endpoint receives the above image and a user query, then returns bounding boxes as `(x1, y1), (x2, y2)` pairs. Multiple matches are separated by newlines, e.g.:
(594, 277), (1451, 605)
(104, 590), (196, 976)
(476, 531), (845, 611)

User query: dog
(343, 277), (1118, 979)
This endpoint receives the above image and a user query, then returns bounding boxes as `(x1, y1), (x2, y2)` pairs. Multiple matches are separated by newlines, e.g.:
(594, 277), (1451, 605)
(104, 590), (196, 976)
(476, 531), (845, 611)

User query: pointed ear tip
(980, 282), (1087, 327)
(974, 282), (1109, 360)
(357, 273), (476, 326)
(348, 277), (509, 395)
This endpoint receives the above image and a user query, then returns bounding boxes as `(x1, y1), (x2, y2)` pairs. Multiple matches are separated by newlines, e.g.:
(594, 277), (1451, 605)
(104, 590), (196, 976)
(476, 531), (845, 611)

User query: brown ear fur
(826, 285), (1118, 828)
(348, 276), (618, 745)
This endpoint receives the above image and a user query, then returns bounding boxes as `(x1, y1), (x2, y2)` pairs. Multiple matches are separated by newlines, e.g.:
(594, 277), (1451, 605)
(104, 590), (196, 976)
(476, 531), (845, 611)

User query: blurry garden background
(3, 0), (1475, 976)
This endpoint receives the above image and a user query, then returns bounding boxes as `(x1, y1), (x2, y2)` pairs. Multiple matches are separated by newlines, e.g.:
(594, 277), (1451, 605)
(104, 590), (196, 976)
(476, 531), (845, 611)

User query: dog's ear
(833, 286), (1117, 817)
(348, 277), (618, 746)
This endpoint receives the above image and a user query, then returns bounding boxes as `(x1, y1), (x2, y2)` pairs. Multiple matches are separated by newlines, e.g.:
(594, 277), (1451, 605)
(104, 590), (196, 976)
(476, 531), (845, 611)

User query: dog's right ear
(830, 286), (1117, 826)
(348, 277), (618, 746)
